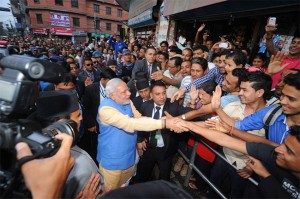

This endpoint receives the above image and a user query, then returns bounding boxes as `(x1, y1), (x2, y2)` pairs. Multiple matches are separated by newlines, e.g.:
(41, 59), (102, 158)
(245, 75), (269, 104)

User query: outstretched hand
(166, 118), (189, 133)
(151, 67), (163, 81)
(171, 88), (186, 102)
(267, 51), (289, 75)
(205, 118), (231, 133)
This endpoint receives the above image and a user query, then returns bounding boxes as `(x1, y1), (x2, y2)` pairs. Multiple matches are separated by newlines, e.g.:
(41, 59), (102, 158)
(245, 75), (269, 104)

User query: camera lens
(42, 119), (79, 146)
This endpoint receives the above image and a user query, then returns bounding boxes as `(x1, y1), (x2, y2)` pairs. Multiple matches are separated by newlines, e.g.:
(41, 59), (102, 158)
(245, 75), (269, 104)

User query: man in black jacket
(79, 68), (117, 163)
(132, 78), (151, 113)
(131, 47), (161, 81)
(134, 81), (192, 183)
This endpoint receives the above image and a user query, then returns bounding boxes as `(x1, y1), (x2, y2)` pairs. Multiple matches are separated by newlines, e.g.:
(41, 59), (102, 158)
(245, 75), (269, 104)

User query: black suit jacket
(78, 69), (101, 83)
(82, 82), (100, 129)
(138, 99), (193, 159)
(132, 96), (144, 113)
(131, 59), (161, 80)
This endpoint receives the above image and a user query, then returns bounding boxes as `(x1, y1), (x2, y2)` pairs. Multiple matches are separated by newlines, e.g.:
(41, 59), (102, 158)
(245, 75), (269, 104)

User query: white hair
(105, 78), (124, 96)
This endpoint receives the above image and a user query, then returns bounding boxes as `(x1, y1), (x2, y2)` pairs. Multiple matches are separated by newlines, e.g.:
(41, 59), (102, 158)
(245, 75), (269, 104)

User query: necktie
(149, 106), (161, 147)
(148, 63), (152, 79)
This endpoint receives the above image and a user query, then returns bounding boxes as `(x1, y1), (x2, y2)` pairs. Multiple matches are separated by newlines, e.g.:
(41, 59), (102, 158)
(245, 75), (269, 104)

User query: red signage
(32, 28), (47, 34)
(50, 27), (73, 36)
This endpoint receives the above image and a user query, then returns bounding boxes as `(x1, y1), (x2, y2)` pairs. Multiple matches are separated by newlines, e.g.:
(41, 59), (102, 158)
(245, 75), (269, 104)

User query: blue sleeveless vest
(96, 98), (137, 170)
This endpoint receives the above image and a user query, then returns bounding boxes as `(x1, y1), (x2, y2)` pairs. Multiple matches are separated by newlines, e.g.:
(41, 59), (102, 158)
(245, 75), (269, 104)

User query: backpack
(263, 104), (282, 139)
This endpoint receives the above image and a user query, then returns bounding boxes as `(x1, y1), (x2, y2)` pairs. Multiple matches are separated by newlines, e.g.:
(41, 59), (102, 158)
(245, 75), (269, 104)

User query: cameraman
(30, 90), (103, 198)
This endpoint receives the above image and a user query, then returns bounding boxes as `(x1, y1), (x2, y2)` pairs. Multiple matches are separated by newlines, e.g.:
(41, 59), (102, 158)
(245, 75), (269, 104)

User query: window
(106, 7), (111, 15)
(94, 4), (99, 13)
(117, 9), (122, 17)
(71, 0), (78, 8)
(117, 24), (122, 32)
(73, 17), (80, 27)
(36, 14), (43, 24)
(106, 23), (111, 31)
(95, 20), (100, 30)
(55, 0), (63, 6)
(34, 0), (40, 3)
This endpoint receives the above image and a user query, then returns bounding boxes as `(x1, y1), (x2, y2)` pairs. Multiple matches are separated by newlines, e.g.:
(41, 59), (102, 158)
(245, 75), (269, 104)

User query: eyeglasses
(85, 64), (92, 66)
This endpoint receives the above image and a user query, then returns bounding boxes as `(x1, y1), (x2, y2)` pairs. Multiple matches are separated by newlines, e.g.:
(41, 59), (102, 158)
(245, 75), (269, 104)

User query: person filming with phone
(265, 17), (300, 89)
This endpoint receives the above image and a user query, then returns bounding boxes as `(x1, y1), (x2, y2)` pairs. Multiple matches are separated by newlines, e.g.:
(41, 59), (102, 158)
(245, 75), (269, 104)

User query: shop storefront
(72, 31), (87, 44)
(119, 0), (161, 39)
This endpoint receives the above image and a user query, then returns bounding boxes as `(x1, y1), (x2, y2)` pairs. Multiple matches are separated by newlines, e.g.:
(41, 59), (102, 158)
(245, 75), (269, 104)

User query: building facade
(13, 0), (128, 39)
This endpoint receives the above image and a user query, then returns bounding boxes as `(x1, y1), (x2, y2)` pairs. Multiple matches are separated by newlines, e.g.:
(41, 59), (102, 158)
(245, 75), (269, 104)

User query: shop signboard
(32, 28), (47, 34)
(50, 12), (70, 27)
(50, 27), (73, 36)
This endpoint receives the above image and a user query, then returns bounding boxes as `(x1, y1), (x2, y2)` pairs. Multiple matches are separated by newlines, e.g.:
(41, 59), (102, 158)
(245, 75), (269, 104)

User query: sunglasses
(93, 61), (99, 64)
(85, 64), (92, 66)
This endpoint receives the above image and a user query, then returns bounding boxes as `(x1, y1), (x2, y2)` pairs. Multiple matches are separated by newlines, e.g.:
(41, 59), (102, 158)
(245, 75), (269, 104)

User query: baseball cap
(122, 49), (131, 55)
(92, 51), (103, 58)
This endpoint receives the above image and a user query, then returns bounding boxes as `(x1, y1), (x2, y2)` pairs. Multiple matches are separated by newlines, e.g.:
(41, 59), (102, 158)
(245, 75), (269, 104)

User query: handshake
(164, 112), (189, 133)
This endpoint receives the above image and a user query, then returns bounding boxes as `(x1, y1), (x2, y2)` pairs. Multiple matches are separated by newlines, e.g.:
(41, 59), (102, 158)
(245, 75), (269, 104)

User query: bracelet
(229, 126), (234, 136)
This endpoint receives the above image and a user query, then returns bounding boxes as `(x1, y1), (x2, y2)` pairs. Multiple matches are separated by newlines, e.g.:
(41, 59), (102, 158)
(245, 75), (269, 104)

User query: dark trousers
(209, 155), (247, 198)
(134, 147), (173, 183)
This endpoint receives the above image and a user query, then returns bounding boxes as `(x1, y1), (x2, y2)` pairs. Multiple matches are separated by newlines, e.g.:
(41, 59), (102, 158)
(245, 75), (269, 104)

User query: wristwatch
(181, 114), (186, 120)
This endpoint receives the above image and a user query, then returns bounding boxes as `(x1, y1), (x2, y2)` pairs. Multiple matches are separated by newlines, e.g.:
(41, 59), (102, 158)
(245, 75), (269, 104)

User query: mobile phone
(268, 17), (276, 25)
(219, 42), (229, 49)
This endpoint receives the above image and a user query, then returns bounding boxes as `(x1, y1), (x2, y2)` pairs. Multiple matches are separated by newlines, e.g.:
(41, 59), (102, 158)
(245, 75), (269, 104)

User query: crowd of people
(2, 18), (300, 198)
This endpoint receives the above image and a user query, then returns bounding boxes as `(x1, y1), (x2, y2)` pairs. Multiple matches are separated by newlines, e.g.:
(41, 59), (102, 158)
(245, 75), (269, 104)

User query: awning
(164, 0), (299, 22)
(50, 27), (73, 36)
(164, 0), (226, 16)
(128, 8), (155, 28)
(32, 28), (47, 34)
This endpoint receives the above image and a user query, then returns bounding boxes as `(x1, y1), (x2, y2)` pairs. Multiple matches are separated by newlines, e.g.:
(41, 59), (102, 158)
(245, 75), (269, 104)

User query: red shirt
(271, 55), (300, 88)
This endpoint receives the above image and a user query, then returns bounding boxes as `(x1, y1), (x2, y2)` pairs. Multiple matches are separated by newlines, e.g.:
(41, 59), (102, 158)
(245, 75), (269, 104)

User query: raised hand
(211, 85), (222, 111)
(189, 85), (199, 102)
(267, 51), (289, 75)
(265, 17), (277, 33)
(198, 23), (206, 32)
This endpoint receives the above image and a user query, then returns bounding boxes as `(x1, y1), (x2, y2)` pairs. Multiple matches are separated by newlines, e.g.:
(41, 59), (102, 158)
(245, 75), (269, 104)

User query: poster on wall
(157, 0), (169, 46)
(50, 12), (70, 27)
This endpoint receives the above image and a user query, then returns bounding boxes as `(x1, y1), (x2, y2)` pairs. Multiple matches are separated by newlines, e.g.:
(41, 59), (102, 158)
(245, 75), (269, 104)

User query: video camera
(0, 55), (79, 198)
